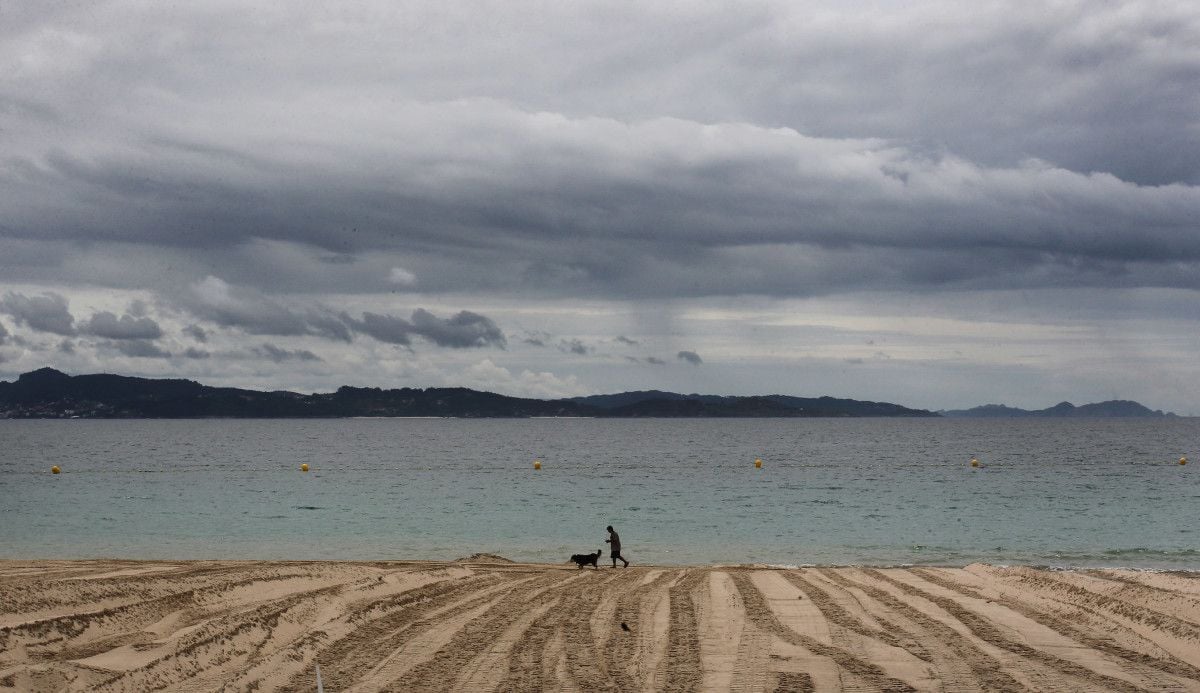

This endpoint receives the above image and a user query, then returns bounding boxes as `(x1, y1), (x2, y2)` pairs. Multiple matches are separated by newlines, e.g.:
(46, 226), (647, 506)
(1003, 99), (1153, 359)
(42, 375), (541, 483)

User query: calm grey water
(1, 418), (1197, 568)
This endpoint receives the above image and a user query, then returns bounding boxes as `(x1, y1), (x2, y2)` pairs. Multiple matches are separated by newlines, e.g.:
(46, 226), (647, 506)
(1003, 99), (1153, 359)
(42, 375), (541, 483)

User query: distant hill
(590, 396), (809, 418)
(568, 392), (937, 417)
(0, 368), (938, 419)
(939, 400), (1174, 418)
(0, 368), (582, 418)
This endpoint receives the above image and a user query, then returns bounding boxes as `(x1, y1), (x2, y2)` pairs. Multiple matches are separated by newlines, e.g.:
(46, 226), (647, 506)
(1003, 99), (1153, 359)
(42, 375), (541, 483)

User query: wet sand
(2, 558), (1199, 691)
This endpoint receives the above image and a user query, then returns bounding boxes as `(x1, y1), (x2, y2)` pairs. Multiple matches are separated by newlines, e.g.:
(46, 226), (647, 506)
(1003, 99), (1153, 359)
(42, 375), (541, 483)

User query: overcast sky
(2, 1), (1199, 413)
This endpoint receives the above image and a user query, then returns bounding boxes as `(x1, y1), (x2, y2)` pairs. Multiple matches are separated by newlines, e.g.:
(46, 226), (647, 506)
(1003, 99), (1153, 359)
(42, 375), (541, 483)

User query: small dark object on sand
(621, 622), (630, 632)
(570, 549), (602, 569)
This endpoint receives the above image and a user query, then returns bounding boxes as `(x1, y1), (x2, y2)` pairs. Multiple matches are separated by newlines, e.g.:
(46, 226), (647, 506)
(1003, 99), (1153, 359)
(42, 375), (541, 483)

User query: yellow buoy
(533, 459), (542, 470)
(970, 457), (979, 468)
(300, 463), (309, 472)
(1181, 457), (1188, 466)
(51, 465), (61, 474)
(754, 458), (763, 469)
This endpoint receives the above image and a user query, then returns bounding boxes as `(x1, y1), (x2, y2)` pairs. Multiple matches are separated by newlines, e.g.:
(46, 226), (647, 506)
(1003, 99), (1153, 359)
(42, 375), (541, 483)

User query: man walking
(606, 525), (629, 568)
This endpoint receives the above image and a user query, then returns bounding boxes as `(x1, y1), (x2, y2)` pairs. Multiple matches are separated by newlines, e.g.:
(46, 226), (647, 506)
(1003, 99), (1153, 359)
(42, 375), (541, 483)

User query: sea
(1, 418), (1197, 569)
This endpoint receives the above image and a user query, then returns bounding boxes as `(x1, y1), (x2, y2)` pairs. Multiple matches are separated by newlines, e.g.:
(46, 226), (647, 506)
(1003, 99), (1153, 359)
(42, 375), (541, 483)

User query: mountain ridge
(0, 368), (937, 418)
(0, 368), (1174, 418)
(938, 400), (1174, 418)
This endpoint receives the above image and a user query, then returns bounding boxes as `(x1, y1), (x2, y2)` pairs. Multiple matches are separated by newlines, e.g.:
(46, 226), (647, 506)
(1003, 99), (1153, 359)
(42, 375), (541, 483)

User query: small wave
(1006, 547), (1200, 570)
(1102, 547), (1199, 558)
(294, 505), (325, 510)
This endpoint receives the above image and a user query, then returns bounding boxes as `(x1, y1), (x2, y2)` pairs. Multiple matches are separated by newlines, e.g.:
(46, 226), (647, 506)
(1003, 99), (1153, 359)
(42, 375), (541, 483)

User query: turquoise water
(1, 418), (1197, 568)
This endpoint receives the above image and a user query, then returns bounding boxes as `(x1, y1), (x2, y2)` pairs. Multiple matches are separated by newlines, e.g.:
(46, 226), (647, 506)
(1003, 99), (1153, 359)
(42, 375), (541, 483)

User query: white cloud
(461, 358), (585, 399)
(388, 267), (417, 286)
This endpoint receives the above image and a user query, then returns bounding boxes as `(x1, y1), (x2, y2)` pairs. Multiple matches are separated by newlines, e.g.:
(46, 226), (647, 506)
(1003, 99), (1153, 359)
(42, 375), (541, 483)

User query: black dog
(570, 549), (602, 569)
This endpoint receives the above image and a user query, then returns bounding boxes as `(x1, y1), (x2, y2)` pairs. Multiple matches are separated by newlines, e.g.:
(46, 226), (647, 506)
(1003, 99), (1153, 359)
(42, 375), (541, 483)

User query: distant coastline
(939, 401), (1176, 418)
(0, 367), (1175, 418)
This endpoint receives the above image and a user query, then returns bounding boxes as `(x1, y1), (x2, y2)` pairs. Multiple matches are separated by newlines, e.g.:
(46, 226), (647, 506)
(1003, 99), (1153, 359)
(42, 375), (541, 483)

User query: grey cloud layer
(255, 343), (320, 363)
(82, 311), (163, 340)
(1, 1), (1197, 302)
(109, 339), (170, 359)
(0, 287), (506, 357)
(347, 309), (505, 349)
(4, 2), (1200, 412)
(0, 293), (76, 335)
(178, 277), (500, 349)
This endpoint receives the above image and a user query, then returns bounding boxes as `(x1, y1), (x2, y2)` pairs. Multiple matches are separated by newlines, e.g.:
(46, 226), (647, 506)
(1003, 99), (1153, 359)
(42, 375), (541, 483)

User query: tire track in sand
(385, 570), (599, 692)
(781, 570), (933, 663)
(993, 567), (1200, 645)
(727, 570), (916, 692)
(863, 568), (1152, 693)
(693, 570), (769, 692)
(605, 570), (678, 691)
(911, 567), (1200, 689)
(771, 670), (815, 692)
(290, 573), (515, 691)
(663, 568), (706, 693)
(494, 571), (626, 691)
(8, 560), (1199, 693)
(766, 571), (935, 691)
(817, 568), (1025, 692)
(90, 582), (349, 692)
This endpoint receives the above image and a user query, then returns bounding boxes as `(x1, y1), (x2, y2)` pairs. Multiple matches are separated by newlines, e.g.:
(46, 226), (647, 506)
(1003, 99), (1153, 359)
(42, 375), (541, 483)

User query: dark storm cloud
(625, 355), (668, 365)
(410, 309), (506, 349)
(11, 121), (1199, 299)
(179, 275), (505, 349)
(255, 343), (321, 363)
(0, 292), (76, 335)
(182, 276), (350, 341)
(1, 2), (1198, 302)
(81, 311), (163, 340)
(344, 308), (506, 349)
(0, 321), (8, 345)
(306, 313), (354, 343)
(345, 312), (413, 346)
(677, 351), (703, 366)
(183, 347), (210, 359)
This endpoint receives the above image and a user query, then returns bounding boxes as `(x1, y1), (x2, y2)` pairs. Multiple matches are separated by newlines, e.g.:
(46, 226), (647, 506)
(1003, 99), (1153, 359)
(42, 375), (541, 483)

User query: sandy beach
(2, 559), (1199, 692)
